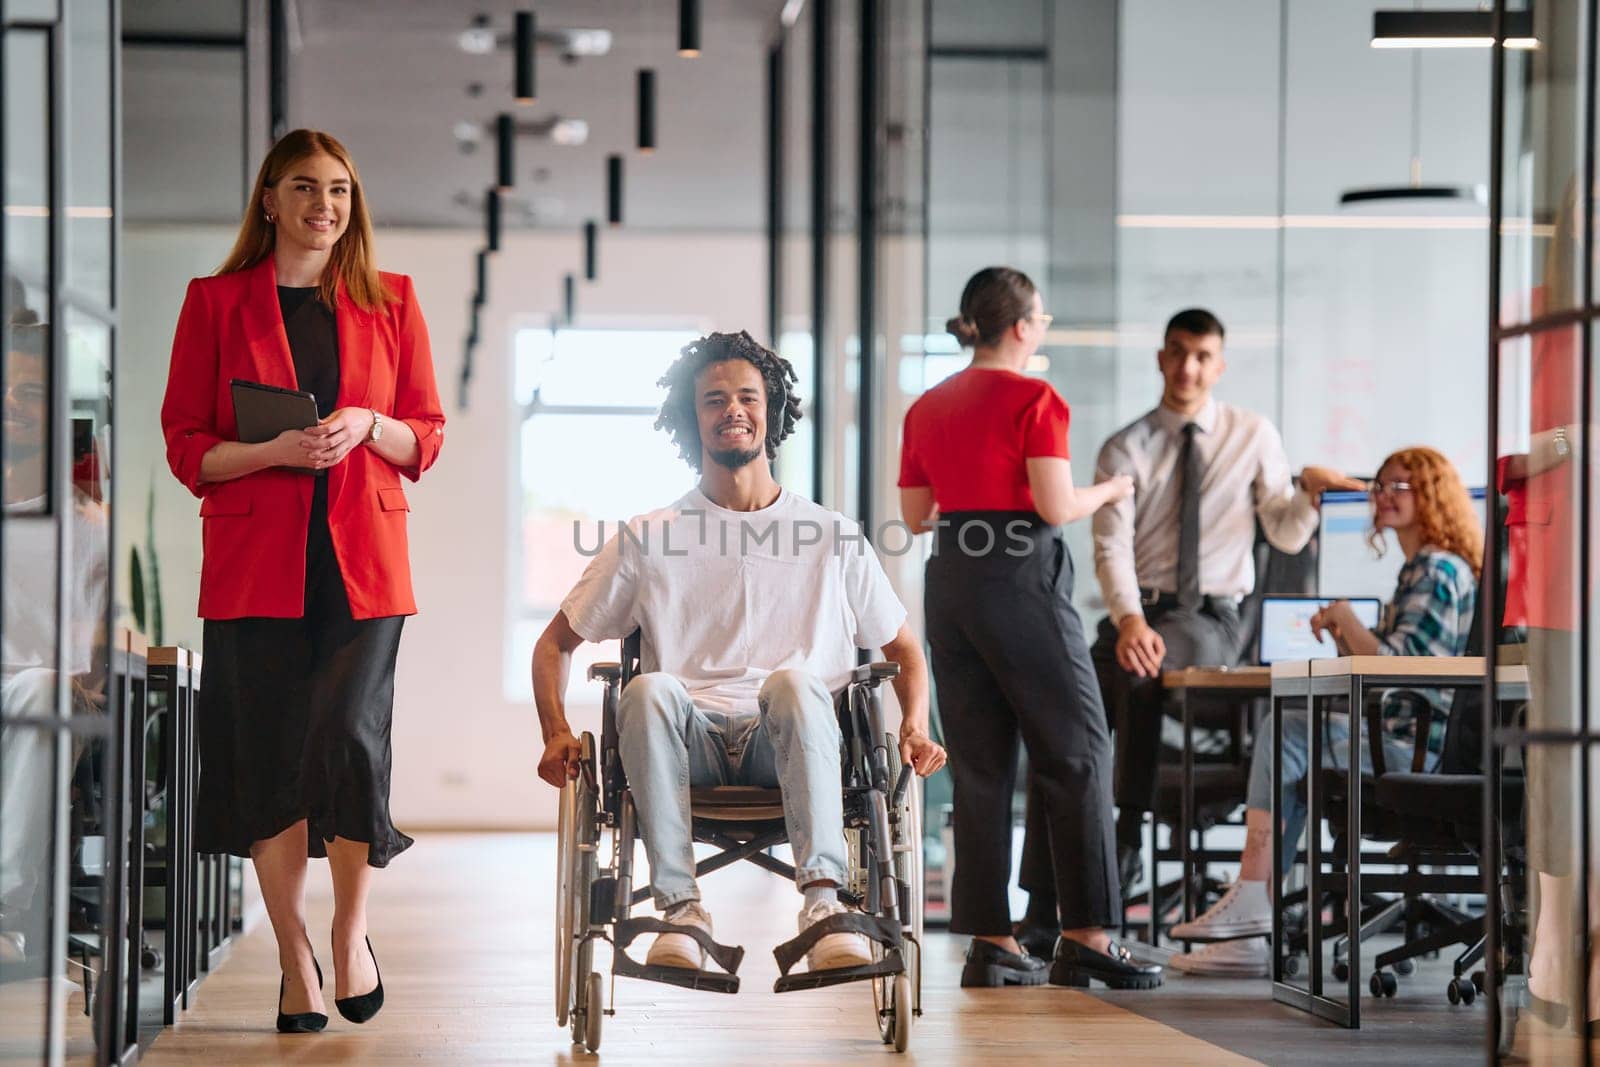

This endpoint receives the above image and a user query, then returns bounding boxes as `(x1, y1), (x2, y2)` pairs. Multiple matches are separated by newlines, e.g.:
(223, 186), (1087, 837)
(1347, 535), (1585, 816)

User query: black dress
(193, 286), (412, 868)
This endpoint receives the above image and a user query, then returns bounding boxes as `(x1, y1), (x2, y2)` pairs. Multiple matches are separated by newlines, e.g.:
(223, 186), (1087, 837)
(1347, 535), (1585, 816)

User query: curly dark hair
(654, 330), (802, 472)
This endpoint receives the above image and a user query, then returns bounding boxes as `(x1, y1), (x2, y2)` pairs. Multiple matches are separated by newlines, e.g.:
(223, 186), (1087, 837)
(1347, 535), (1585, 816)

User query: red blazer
(160, 256), (445, 621)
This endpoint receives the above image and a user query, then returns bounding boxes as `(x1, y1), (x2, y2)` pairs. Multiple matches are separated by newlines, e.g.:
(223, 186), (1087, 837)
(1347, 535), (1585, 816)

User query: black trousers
(1018, 597), (1239, 911)
(925, 513), (1119, 934)
(196, 477), (411, 868)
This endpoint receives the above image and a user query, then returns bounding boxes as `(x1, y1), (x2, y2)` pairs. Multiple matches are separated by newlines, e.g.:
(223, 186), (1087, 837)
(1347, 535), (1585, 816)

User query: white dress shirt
(1093, 398), (1317, 624)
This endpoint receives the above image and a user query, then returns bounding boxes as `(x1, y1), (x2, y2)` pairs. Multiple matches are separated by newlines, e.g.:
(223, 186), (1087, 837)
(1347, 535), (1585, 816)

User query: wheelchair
(553, 632), (925, 1053)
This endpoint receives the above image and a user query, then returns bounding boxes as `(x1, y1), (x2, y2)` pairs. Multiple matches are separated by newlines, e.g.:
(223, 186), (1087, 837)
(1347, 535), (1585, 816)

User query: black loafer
(1013, 922), (1059, 961)
(960, 939), (1049, 988)
(1049, 938), (1163, 990)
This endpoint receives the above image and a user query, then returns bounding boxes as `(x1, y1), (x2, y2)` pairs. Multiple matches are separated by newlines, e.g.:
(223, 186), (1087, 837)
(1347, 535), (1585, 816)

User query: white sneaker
(646, 901), (713, 970)
(1168, 937), (1270, 977)
(1168, 880), (1273, 941)
(798, 898), (873, 972)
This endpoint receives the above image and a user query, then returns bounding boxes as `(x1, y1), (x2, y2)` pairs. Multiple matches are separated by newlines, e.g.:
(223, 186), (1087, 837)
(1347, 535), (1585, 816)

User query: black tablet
(230, 379), (319, 444)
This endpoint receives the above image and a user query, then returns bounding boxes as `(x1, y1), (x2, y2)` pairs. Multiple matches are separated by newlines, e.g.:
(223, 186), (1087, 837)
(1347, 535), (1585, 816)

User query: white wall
(122, 224), (765, 830)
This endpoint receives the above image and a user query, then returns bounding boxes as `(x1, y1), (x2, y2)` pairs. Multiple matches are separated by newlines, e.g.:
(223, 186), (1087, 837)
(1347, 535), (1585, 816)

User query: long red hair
(217, 129), (393, 310)
(1367, 446), (1483, 577)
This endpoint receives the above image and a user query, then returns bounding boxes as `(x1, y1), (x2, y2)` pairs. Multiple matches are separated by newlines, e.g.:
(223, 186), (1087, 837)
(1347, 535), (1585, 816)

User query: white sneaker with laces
(1168, 879), (1272, 941)
(798, 898), (873, 972)
(1168, 936), (1270, 977)
(646, 900), (713, 970)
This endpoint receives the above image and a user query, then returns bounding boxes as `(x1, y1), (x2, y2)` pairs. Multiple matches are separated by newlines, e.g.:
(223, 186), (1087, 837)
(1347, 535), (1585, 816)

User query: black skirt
(194, 477), (412, 867)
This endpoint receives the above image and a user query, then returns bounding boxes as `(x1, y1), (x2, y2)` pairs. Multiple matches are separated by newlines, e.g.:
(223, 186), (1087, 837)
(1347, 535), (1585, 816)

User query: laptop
(1256, 595), (1382, 665)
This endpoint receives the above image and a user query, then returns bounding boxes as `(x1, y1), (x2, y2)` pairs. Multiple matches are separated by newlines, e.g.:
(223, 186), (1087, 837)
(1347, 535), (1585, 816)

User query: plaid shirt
(1374, 549), (1477, 755)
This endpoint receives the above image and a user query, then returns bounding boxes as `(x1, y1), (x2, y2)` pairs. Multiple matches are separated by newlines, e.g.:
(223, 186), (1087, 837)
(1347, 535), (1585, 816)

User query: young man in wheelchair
(533, 330), (946, 977)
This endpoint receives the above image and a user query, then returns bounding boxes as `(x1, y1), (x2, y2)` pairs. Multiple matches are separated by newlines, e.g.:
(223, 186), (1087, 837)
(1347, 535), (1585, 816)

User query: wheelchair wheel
(583, 970), (604, 1052)
(554, 775), (577, 1027)
(873, 733), (923, 1050)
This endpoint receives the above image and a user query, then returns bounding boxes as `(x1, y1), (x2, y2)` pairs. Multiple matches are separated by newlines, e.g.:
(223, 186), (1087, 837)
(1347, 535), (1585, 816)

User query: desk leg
(1180, 689), (1194, 945)
(1345, 676), (1363, 1028)
(1307, 687), (1323, 1001)
(1271, 689), (1284, 982)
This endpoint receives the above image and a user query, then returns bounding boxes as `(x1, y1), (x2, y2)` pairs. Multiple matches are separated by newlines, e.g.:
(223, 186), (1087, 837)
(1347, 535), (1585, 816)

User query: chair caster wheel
(1282, 954), (1301, 977)
(1332, 961), (1350, 983)
(1471, 971), (1485, 993)
(1370, 971), (1398, 998)
(1447, 977), (1476, 1006)
(1394, 958), (1415, 977)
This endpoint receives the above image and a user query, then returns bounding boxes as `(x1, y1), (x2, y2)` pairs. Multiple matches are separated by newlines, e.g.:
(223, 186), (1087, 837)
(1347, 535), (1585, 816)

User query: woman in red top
(898, 267), (1155, 990)
(160, 130), (444, 1033)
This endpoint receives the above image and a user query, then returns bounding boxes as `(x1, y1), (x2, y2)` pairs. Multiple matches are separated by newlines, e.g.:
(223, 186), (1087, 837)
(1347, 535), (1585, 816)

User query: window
(504, 326), (701, 702)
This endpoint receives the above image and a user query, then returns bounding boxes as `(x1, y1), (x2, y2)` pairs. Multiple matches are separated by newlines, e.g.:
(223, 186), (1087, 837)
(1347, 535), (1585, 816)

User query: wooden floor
(138, 834), (1254, 1066)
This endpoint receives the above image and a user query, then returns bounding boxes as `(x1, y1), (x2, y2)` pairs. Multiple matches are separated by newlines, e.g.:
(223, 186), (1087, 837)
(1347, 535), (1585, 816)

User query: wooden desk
(1158, 666), (1272, 944)
(1269, 655), (1483, 1029)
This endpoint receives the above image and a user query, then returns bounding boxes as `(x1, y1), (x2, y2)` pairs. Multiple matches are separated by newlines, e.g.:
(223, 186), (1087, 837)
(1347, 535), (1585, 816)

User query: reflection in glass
(63, 312), (111, 716)
(0, 724), (56, 1062)
(1498, 6), (1584, 327)
(4, 32), (50, 293)
(66, 0), (113, 306)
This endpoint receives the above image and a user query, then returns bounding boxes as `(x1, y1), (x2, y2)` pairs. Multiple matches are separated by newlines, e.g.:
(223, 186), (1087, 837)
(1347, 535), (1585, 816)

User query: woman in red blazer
(160, 129), (443, 1034)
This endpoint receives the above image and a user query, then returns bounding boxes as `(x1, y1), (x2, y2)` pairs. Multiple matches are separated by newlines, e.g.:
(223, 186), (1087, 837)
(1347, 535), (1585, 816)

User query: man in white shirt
(1019, 309), (1358, 934)
(533, 330), (946, 977)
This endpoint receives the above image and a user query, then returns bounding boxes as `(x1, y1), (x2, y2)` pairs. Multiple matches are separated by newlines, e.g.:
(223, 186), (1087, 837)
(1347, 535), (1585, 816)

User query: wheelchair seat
(690, 786), (787, 821)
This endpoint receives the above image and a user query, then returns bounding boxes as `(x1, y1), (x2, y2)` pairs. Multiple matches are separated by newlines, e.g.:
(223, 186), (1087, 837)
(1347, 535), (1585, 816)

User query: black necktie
(1177, 422), (1202, 611)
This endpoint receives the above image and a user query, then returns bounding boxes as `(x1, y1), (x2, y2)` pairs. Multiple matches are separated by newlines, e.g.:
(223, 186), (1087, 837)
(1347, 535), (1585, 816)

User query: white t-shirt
(560, 486), (906, 716)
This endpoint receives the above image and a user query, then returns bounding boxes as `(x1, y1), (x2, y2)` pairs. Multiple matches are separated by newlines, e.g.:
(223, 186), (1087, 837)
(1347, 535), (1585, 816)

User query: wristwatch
(367, 409), (384, 444)
(1553, 425), (1570, 458)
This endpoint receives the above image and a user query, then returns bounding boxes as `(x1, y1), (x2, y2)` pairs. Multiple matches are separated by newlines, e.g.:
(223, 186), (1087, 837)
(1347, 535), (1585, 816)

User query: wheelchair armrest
(851, 662), (900, 687)
(588, 662), (622, 684)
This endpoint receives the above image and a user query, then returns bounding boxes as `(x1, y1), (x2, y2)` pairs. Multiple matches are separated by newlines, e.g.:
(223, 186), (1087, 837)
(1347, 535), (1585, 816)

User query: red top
(1498, 288), (1579, 633)
(897, 367), (1070, 512)
(160, 256), (446, 621)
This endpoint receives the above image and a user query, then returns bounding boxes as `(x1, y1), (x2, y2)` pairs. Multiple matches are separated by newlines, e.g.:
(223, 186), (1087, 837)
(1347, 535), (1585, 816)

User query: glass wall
(2, 1), (124, 1063)
(1489, 0), (1596, 1060)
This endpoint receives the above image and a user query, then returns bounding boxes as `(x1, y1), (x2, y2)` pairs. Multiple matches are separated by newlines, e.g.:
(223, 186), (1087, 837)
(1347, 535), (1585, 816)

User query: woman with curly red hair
(1166, 446), (1480, 975)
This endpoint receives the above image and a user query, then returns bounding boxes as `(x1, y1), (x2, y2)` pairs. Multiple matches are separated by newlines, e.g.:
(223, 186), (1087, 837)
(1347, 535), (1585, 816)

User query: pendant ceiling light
(485, 188), (502, 252)
(496, 113), (515, 191)
(1371, 8), (1537, 50)
(638, 68), (657, 153)
(564, 273), (576, 326)
(678, 0), (700, 57)
(607, 154), (624, 226)
(475, 249), (489, 304)
(1338, 47), (1484, 206)
(514, 10), (537, 103)
(584, 220), (598, 280)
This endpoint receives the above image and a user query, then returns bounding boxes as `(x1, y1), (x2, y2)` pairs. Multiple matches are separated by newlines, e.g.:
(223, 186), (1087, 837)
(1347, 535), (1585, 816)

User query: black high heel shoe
(335, 936), (385, 1024)
(276, 958), (328, 1034)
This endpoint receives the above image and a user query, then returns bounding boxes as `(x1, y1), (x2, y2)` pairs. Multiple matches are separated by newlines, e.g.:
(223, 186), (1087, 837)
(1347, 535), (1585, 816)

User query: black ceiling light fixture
(496, 113), (515, 191)
(563, 272), (576, 325)
(1338, 47), (1485, 206)
(485, 187), (502, 252)
(678, 0), (700, 57)
(637, 68), (657, 153)
(476, 249), (489, 303)
(514, 10), (537, 103)
(1371, 8), (1537, 50)
(607, 154), (624, 226)
(584, 220), (598, 280)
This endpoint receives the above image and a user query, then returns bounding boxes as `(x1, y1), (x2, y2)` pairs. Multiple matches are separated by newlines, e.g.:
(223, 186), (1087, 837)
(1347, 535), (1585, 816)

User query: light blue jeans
(616, 669), (847, 909)
(1247, 703), (1439, 874)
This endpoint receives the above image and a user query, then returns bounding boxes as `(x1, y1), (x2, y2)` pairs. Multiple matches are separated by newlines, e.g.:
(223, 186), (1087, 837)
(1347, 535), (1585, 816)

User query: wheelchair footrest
(611, 916), (745, 994)
(613, 951), (742, 994)
(773, 950), (904, 993)
(771, 911), (904, 992)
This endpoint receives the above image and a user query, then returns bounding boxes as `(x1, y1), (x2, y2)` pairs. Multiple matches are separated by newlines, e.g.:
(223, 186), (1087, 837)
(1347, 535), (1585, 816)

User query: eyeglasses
(1368, 480), (1413, 498)
(1030, 312), (1055, 328)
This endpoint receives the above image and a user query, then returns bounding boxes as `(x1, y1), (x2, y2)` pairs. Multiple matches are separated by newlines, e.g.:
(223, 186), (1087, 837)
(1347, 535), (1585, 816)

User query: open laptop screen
(1257, 596), (1383, 664)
